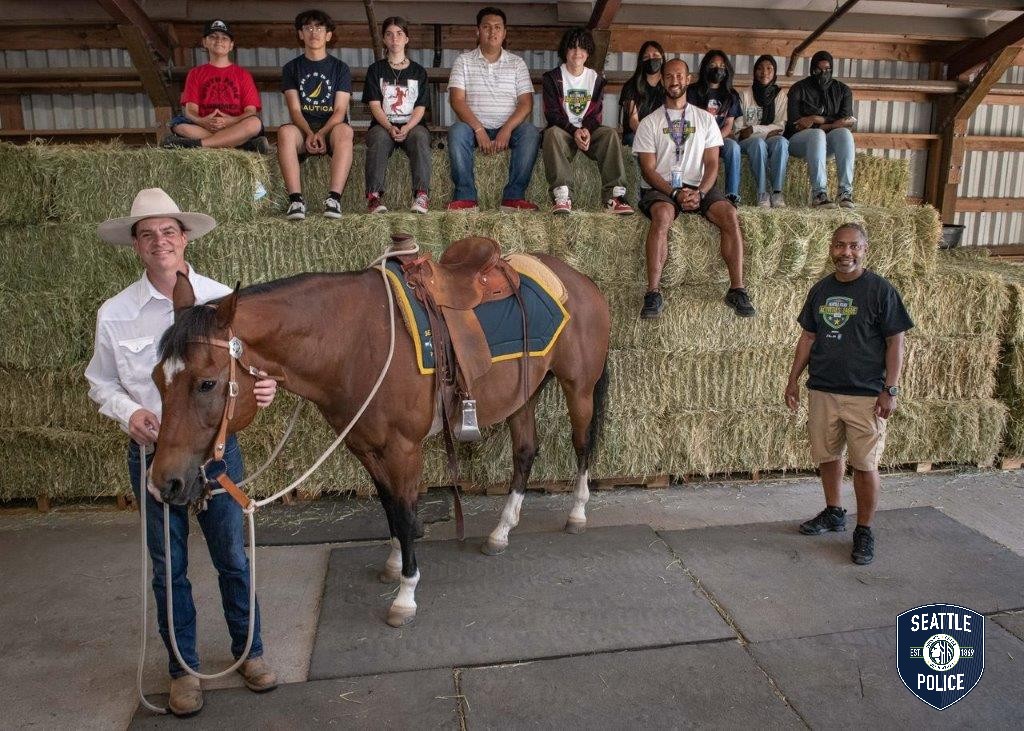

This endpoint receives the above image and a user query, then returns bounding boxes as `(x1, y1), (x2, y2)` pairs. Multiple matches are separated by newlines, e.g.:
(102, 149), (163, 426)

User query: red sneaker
(446, 199), (478, 211)
(367, 192), (387, 214)
(605, 196), (634, 215)
(500, 199), (540, 213)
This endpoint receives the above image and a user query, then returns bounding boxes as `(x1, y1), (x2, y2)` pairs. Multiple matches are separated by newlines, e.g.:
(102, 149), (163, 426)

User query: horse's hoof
(481, 540), (507, 556)
(378, 569), (401, 584)
(565, 519), (586, 534)
(386, 606), (416, 627)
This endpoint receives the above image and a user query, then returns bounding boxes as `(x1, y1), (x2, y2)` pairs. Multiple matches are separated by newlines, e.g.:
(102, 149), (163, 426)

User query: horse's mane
(158, 272), (359, 361)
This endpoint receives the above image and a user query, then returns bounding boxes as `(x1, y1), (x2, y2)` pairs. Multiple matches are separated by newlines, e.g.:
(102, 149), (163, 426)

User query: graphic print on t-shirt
(199, 75), (243, 117)
(298, 71), (335, 116)
(565, 87), (591, 117)
(820, 296), (858, 339)
(382, 79), (418, 124)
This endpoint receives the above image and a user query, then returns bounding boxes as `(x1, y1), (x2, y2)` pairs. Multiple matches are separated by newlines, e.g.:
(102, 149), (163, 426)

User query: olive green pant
(542, 125), (627, 201)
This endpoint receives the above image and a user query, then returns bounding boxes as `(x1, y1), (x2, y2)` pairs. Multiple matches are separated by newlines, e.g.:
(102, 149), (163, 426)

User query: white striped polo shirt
(448, 47), (533, 130)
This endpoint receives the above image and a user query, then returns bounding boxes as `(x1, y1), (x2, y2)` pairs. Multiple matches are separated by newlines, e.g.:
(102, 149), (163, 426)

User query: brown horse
(149, 242), (610, 627)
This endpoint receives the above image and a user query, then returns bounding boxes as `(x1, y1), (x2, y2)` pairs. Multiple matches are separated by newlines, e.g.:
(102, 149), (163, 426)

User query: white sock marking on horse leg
(384, 537), (402, 575)
(392, 569), (420, 610)
(162, 357), (184, 386)
(488, 491), (524, 548)
(569, 469), (590, 524)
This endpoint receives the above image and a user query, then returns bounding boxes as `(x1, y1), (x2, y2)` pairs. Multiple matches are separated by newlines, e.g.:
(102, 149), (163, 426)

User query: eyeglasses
(301, 24), (328, 34)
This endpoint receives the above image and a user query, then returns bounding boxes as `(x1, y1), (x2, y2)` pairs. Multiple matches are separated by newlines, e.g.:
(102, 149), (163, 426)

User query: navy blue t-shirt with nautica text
(281, 54), (352, 127)
(797, 269), (914, 396)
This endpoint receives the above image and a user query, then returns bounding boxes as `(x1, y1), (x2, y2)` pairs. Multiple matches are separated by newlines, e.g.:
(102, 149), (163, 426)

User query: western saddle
(390, 233), (529, 443)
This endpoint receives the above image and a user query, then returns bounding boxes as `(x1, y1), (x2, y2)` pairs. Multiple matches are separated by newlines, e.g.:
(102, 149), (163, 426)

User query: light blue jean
(740, 134), (790, 197)
(128, 435), (263, 678)
(720, 137), (741, 198)
(448, 120), (541, 201)
(788, 127), (855, 197)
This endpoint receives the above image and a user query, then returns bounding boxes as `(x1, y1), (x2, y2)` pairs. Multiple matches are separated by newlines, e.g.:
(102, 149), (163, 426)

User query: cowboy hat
(96, 188), (217, 247)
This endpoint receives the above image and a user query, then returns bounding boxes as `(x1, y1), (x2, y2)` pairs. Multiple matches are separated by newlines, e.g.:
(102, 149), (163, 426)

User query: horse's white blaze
(392, 569), (420, 610)
(488, 490), (524, 547)
(384, 537), (402, 574)
(569, 469), (590, 523)
(162, 357), (185, 386)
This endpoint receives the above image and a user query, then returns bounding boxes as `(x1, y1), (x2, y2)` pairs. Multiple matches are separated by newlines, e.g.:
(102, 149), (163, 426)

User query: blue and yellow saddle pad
(384, 258), (570, 375)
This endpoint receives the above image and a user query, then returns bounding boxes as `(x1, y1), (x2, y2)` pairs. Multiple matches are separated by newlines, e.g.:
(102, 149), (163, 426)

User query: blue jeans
(720, 137), (741, 198)
(788, 127), (855, 197)
(740, 134), (790, 197)
(447, 120), (540, 201)
(128, 435), (263, 678)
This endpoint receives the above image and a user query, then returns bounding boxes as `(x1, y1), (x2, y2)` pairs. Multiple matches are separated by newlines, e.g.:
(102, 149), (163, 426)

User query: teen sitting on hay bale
(162, 20), (269, 154)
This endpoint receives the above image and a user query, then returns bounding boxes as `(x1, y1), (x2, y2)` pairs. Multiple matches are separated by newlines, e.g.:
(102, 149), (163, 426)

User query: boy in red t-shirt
(163, 20), (269, 152)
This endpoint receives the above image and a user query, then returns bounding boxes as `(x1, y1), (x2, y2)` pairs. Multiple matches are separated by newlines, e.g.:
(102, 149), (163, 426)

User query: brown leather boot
(237, 656), (278, 692)
(168, 675), (203, 717)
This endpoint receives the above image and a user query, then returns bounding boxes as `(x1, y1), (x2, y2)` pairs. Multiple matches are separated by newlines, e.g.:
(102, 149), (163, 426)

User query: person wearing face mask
(618, 40), (666, 147)
(735, 54), (789, 208)
(542, 27), (633, 215)
(687, 51), (743, 206)
(785, 50), (857, 208)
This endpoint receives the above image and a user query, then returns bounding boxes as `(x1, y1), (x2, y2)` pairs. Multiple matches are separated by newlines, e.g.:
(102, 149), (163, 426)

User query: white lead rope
(136, 244), (414, 714)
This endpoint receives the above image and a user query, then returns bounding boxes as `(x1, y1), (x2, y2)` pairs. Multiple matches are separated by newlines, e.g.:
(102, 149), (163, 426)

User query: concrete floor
(1, 467), (1022, 728)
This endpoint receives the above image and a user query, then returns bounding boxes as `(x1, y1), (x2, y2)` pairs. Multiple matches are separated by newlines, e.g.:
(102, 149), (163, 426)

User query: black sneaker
(812, 191), (837, 209)
(851, 525), (875, 565)
(161, 134), (200, 149)
(725, 193), (740, 208)
(724, 288), (756, 318)
(640, 291), (664, 319)
(799, 506), (847, 535)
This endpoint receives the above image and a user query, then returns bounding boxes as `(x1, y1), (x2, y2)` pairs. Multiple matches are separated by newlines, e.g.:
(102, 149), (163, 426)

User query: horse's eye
(198, 379), (217, 393)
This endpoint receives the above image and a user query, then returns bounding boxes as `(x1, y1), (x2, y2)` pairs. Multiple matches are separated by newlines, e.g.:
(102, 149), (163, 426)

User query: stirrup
(452, 399), (482, 442)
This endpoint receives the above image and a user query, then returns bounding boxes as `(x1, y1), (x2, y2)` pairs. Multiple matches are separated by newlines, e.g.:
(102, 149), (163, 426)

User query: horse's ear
(215, 281), (241, 329)
(172, 271), (196, 320)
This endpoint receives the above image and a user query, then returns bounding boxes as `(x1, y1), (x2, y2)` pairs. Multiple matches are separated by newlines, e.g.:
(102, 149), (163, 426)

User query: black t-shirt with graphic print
(362, 59), (430, 127)
(797, 270), (915, 396)
(281, 54), (352, 127)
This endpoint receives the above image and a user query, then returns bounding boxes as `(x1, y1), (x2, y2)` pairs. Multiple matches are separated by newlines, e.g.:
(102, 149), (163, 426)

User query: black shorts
(296, 121), (339, 161)
(638, 185), (727, 220)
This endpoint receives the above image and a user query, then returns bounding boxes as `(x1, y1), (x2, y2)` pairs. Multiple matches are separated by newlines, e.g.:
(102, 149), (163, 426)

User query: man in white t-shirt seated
(446, 6), (540, 212)
(632, 58), (755, 320)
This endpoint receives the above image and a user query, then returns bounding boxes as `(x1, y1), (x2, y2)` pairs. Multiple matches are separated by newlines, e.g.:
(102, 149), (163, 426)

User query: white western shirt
(448, 47), (533, 130)
(85, 266), (231, 433)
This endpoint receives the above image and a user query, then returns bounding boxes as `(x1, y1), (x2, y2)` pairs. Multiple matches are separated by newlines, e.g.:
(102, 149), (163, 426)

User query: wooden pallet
(999, 457), (1023, 470)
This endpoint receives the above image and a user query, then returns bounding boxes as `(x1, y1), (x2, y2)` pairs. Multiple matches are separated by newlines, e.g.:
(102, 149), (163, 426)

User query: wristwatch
(885, 385), (900, 397)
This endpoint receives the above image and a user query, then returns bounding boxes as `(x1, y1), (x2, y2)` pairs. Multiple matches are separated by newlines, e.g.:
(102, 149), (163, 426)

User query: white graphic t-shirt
(632, 104), (723, 188)
(380, 78), (419, 125)
(561, 64), (598, 128)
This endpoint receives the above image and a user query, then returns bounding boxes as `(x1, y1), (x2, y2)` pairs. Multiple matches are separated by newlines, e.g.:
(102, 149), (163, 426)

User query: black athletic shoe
(851, 525), (875, 565)
(724, 288), (756, 317)
(799, 506), (847, 535)
(640, 290), (665, 319)
(161, 134), (200, 149)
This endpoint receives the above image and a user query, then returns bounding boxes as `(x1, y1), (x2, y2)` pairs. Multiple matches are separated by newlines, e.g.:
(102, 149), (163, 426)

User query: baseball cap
(203, 19), (233, 38)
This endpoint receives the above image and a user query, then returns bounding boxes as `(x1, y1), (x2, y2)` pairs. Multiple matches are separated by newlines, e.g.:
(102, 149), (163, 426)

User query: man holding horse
(86, 188), (279, 717)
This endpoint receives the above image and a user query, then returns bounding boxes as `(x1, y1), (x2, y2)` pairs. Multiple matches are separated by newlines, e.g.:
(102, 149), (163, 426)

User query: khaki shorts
(807, 390), (887, 472)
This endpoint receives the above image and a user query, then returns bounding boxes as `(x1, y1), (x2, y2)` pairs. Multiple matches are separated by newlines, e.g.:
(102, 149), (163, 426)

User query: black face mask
(814, 70), (832, 88)
(642, 58), (662, 75)
(706, 67), (727, 84)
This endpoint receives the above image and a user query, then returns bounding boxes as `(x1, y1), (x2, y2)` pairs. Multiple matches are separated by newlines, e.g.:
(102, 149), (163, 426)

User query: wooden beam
(855, 132), (938, 149)
(786, 0), (863, 76)
(0, 23), (122, 50)
(985, 244), (1024, 258)
(117, 24), (172, 142)
(587, 0), (621, 30)
(363, 0), (384, 62)
(966, 134), (1024, 151)
(956, 197), (1024, 212)
(946, 12), (1024, 78)
(95, 0), (173, 62)
(0, 94), (24, 128)
(944, 46), (1020, 127)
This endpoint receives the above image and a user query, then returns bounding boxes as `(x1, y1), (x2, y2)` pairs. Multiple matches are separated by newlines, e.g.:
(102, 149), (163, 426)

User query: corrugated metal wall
(2, 46), (1020, 245)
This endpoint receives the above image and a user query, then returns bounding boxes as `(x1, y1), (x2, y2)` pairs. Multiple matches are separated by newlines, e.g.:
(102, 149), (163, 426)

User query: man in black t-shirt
(785, 223), (914, 566)
(278, 9), (354, 221)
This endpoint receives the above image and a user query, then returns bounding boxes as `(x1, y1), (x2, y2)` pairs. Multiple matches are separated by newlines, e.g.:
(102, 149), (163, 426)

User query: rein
(136, 244), (414, 714)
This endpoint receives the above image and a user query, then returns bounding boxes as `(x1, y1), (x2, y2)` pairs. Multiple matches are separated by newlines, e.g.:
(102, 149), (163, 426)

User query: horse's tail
(582, 358), (610, 471)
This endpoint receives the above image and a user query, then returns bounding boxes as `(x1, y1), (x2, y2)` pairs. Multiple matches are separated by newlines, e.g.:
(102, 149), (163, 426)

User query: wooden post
(785, 0), (862, 76)
(586, 0), (621, 72)
(0, 93), (23, 129)
(118, 24), (174, 143)
(363, 0), (384, 61)
(36, 494), (51, 512)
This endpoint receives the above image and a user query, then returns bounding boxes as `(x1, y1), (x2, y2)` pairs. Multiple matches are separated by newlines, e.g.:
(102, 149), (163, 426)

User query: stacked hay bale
(0, 140), (1014, 503)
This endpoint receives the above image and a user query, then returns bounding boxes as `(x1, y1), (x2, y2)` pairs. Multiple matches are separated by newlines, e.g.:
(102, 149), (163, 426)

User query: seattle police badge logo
(897, 603), (984, 710)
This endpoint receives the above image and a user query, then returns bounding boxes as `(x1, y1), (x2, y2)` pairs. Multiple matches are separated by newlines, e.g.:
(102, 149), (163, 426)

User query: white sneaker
(410, 191), (429, 214)
(770, 192), (787, 208)
(757, 192), (771, 208)
(324, 197), (343, 219)
(286, 200), (306, 220)
(552, 185), (571, 215)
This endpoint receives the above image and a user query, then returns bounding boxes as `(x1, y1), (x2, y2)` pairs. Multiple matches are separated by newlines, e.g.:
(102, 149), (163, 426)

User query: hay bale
(33, 142), (272, 224)
(736, 154), (911, 209)
(0, 427), (126, 501)
(0, 366), (108, 433)
(0, 143), (50, 225)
